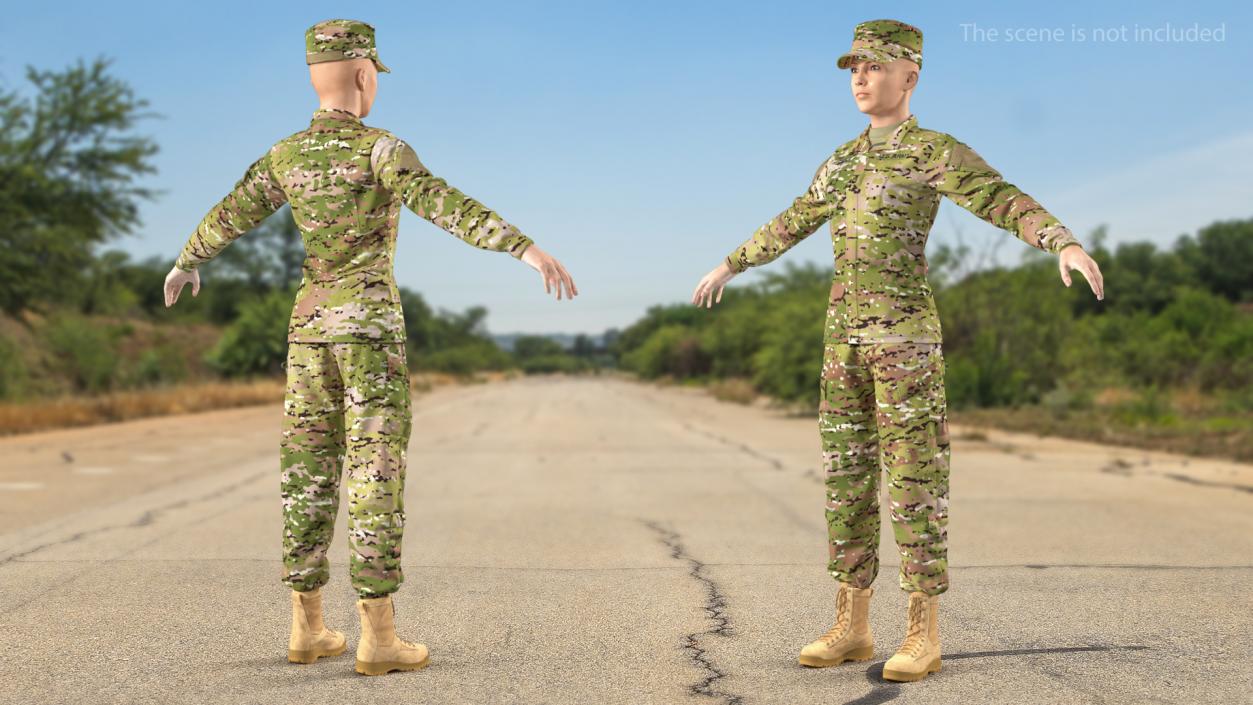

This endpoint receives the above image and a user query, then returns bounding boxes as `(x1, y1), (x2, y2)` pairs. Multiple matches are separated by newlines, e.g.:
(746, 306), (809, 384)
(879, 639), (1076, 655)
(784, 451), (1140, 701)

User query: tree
(513, 335), (565, 360)
(0, 55), (161, 319)
(214, 206), (305, 290)
(1175, 217), (1253, 303)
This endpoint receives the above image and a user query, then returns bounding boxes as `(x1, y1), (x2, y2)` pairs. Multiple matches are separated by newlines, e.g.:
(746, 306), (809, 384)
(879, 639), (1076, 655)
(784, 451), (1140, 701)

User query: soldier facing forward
(163, 18), (577, 676)
(691, 18), (1103, 684)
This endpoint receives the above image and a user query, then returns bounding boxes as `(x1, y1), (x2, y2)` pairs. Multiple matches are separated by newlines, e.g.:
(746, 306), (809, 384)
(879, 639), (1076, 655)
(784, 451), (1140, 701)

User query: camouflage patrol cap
(836, 19), (923, 70)
(305, 19), (391, 73)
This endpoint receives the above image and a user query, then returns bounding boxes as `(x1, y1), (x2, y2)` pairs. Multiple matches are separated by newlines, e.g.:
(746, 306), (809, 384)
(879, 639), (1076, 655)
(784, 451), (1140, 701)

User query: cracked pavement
(0, 375), (1250, 704)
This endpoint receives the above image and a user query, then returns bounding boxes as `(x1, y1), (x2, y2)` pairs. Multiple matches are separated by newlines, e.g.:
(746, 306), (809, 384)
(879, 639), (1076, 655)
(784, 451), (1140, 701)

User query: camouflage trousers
(279, 342), (412, 599)
(820, 341), (951, 596)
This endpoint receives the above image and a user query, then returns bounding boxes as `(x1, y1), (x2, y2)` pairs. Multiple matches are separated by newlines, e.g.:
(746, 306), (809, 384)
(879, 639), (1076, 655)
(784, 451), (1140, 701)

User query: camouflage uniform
(175, 19), (533, 599)
(725, 19), (1082, 596)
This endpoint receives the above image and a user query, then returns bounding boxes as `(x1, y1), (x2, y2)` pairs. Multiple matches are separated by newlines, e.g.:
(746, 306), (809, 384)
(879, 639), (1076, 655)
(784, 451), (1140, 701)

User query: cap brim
(373, 58), (391, 73)
(836, 48), (899, 69)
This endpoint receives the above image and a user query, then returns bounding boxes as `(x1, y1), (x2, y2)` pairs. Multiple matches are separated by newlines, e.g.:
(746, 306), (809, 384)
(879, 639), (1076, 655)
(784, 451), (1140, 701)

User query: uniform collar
(853, 113), (917, 152)
(310, 107), (363, 127)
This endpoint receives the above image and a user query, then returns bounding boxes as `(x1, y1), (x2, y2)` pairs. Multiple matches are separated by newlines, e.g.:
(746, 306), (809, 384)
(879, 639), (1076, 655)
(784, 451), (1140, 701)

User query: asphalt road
(1, 375), (1250, 705)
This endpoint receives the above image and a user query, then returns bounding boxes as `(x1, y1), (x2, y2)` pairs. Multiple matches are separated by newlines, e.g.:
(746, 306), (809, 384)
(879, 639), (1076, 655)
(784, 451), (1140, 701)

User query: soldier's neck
(316, 95), (363, 117)
(867, 105), (910, 128)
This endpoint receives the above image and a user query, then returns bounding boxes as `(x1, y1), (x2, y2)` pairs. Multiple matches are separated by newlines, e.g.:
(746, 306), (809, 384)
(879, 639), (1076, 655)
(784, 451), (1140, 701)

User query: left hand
(1059, 245), (1103, 300)
(164, 265), (200, 307)
(520, 243), (578, 301)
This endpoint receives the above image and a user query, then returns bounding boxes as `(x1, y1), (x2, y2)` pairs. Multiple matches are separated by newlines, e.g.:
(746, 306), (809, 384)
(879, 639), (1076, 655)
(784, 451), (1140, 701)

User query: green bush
(205, 287), (294, 377)
(0, 333), (28, 400)
(749, 295), (825, 405)
(129, 343), (189, 387)
(520, 354), (590, 374)
(40, 312), (120, 393)
(622, 324), (708, 379)
(417, 340), (513, 376)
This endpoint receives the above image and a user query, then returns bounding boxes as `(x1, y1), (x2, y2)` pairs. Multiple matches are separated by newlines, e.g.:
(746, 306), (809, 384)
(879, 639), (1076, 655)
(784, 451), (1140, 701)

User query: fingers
(541, 262), (577, 300)
(553, 267), (567, 300)
(1085, 263), (1105, 300)
(558, 264), (577, 299)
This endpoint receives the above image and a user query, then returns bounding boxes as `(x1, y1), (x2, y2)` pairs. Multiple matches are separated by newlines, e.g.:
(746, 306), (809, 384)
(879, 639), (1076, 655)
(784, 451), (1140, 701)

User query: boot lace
(820, 587), (854, 645)
(898, 597), (928, 658)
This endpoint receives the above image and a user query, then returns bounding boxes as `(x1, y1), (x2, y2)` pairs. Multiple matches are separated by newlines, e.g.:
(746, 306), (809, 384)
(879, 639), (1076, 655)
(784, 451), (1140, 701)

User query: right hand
(164, 265), (200, 308)
(691, 260), (737, 308)
(520, 244), (578, 301)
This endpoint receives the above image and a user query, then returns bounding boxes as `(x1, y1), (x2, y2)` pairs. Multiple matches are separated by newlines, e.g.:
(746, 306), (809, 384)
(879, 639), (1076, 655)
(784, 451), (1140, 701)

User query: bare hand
(164, 265), (200, 307)
(520, 244), (578, 301)
(692, 260), (737, 308)
(1059, 245), (1104, 300)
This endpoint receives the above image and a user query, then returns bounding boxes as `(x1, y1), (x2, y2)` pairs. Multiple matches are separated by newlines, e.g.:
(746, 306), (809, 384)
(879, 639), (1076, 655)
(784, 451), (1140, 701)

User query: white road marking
(73, 466), (115, 475)
(0, 482), (45, 491)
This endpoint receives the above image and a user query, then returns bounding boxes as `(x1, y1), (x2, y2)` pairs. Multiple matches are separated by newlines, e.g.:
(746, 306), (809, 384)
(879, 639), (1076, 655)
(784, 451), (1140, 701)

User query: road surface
(1, 375), (1249, 704)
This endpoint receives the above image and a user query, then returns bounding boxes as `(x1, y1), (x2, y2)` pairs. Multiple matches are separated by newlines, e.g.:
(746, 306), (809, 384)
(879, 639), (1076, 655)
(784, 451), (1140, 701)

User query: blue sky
(6, 1), (1249, 335)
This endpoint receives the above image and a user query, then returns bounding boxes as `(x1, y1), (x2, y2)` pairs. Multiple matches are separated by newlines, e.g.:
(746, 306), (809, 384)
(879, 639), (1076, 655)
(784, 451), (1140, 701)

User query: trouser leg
(280, 343), (346, 592)
(821, 341), (881, 588)
(867, 342), (951, 596)
(338, 342), (413, 599)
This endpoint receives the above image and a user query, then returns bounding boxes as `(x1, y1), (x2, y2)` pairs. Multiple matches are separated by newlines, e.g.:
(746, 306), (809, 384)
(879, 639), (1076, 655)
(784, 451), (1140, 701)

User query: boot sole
(288, 641), (348, 664)
(355, 655), (431, 676)
(882, 656), (942, 682)
(798, 644), (875, 668)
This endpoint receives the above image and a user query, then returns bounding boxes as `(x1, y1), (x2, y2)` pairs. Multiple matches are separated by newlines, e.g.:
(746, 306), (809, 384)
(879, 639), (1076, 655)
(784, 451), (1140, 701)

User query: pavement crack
(0, 468), (268, 567)
(641, 519), (744, 705)
(679, 421), (784, 471)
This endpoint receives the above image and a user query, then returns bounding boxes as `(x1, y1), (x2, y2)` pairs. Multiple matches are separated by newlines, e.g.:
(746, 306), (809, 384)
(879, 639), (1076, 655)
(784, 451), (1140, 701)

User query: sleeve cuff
(509, 237), (534, 259)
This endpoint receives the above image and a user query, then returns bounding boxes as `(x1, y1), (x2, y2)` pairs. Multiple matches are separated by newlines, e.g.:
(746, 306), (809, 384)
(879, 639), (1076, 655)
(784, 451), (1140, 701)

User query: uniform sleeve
(371, 134), (533, 259)
(929, 137), (1081, 255)
(175, 149), (288, 272)
(724, 157), (838, 274)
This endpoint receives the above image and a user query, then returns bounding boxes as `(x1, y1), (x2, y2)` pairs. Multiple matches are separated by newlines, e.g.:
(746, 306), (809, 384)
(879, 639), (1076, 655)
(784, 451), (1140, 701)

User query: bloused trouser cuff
(819, 340), (951, 596)
(279, 342), (413, 598)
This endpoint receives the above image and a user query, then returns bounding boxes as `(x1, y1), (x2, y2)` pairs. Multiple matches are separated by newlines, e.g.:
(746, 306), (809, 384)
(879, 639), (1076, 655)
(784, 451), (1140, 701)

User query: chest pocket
(812, 150), (860, 204)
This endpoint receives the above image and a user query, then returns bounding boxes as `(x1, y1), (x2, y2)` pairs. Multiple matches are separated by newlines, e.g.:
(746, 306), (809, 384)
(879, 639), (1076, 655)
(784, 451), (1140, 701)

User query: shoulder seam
(369, 132), (399, 175)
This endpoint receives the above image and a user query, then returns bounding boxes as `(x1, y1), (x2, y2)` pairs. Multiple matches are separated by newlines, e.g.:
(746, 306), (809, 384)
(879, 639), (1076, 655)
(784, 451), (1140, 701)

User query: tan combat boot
(288, 587), (348, 663)
(882, 591), (941, 682)
(354, 594), (431, 675)
(798, 582), (875, 667)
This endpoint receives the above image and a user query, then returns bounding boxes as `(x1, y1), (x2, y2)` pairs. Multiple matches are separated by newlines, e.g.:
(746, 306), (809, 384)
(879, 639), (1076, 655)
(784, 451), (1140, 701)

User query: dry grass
(708, 378), (759, 405)
(0, 379), (285, 436)
(951, 404), (1253, 463)
(0, 369), (519, 437)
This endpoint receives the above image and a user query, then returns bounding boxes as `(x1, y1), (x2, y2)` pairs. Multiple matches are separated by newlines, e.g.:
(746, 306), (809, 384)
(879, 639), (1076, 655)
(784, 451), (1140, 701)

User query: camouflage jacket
(175, 107), (534, 343)
(725, 113), (1082, 344)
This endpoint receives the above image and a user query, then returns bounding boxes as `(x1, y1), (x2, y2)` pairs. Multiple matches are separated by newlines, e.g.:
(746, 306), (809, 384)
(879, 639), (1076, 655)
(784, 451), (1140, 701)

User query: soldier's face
(848, 59), (915, 114)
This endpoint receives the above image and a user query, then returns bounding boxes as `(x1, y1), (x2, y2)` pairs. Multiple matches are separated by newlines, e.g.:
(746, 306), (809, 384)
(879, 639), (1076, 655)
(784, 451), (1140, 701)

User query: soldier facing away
(162, 18), (577, 676)
(691, 18), (1104, 683)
